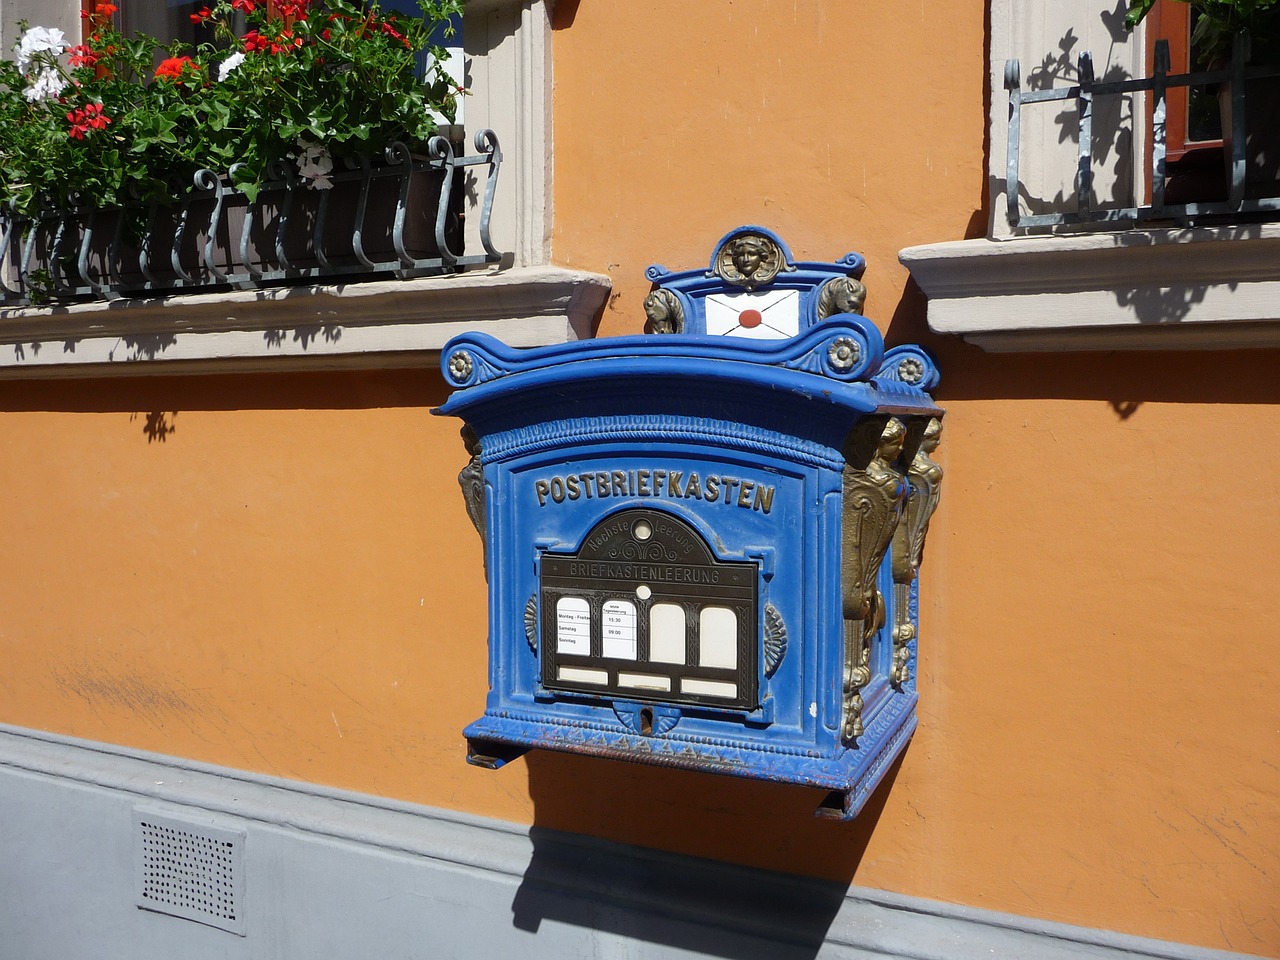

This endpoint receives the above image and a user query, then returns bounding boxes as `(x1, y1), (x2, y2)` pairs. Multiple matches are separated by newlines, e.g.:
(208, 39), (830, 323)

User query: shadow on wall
(130, 410), (178, 442)
(509, 749), (905, 959)
(0, 366), (451, 417)
(1006, 1), (1138, 222)
(884, 279), (1280, 414)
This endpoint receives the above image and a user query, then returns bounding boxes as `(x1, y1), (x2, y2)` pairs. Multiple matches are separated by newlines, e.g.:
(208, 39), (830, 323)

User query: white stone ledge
(900, 224), (1280, 352)
(0, 266), (611, 378)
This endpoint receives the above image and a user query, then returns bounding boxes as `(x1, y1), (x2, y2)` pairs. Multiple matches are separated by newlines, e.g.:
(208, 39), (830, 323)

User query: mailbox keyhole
(640, 708), (653, 736)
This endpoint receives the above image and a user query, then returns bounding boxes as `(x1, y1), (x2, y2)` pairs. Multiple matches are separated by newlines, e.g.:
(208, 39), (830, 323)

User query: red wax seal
(738, 308), (763, 328)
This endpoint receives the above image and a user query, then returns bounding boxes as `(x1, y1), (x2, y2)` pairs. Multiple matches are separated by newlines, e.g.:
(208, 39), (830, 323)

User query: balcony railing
(0, 129), (503, 306)
(1006, 34), (1280, 229)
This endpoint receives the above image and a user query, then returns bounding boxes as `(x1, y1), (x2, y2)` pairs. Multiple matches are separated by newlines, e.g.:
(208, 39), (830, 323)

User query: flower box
(0, 0), (483, 304)
(0, 132), (502, 305)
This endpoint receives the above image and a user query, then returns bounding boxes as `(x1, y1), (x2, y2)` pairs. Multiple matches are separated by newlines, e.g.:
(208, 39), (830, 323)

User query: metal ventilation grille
(133, 809), (246, 935)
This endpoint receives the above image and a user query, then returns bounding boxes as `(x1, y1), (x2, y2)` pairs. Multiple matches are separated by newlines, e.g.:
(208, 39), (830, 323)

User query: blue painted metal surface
(437, 227), (943, 819)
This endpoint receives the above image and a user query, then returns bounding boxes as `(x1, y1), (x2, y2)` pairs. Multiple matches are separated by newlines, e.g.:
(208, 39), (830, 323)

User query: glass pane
(1187, 87), (1222, 143)
(681, 678), (738, 698)
(649, 603), (686, 664)
(555, 597), (591, 655)
(698, 606), (737, 669)
(558, 666), (607, 685)
(1187, 11), (1222, 142)
(601, 599), (637, 660)
(617, 673), (671, 692)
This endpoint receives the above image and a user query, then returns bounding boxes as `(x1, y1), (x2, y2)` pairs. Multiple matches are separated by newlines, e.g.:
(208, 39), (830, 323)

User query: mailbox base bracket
(463, 704), (918, 821)
(465, 738), (530, 770)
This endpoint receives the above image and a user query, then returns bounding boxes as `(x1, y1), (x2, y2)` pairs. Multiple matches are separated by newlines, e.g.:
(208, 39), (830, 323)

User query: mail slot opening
(539, 508), (759, 711)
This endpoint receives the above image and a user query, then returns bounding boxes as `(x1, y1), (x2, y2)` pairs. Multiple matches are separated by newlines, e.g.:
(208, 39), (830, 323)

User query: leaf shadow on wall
(130, 410), (177, 442)
(510, 747), (905, 959)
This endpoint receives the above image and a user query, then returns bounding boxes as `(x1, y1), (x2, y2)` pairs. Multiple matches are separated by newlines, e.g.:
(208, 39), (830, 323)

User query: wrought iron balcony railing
(0, 129), (503, 306)
(1006, 34), (1280, 229)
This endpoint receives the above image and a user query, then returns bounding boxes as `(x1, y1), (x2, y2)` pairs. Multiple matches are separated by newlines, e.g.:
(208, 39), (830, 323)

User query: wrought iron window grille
(0, 130), (503, 306)
(1006, 34), (1280, 229)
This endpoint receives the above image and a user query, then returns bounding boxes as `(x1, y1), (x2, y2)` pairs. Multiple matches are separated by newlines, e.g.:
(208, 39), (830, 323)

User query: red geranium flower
(231, 0), (256, 12)
(67, 44), (100, 68)
(380, 22), (409, 48)
(244, 28), (302, 55)
(82, 3), (116, 25)
(189, 5), (212, 23)
(66, 102), (111, 140)
(154, 55), (197, 81)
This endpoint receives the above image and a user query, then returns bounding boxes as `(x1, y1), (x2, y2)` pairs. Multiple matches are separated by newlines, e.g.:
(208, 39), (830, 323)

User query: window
(0, 0), (606, 375)
(1143, 1), (1226, 203)
(119, 1), (229, 52)
(897, 0), (1280, 352)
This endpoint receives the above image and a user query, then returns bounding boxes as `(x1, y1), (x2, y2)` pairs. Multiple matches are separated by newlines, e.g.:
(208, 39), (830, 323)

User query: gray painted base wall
(0, 724), (1260, 960)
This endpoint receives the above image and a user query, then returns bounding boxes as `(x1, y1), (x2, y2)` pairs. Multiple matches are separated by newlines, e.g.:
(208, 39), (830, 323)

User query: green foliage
(0, 0), (463, 216)
(1125, 0), (1280, 63)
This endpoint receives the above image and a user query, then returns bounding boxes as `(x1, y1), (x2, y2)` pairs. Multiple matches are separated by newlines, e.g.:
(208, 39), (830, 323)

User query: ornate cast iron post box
(436, 227), (943, 819)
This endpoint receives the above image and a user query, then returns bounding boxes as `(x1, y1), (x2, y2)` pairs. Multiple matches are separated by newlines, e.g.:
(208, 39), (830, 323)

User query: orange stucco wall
(0, 1), (1276, 956)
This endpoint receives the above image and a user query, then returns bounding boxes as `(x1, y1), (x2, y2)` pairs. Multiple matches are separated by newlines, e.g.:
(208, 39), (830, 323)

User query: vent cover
(133, 808), (246, 935)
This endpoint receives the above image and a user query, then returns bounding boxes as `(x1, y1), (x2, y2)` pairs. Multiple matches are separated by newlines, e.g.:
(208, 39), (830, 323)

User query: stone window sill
(899, 223), (1280, 352)
(0, 266), (610, 378)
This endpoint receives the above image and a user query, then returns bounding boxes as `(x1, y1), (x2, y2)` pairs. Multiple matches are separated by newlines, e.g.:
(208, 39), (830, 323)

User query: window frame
(1145, 0), (1224, 162)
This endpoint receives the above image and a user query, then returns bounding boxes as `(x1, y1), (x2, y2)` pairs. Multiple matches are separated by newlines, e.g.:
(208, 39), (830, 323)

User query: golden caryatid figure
(458, 425), (488, 577)
(840, 417), (907, 742)
(643, 288), (685, 334)
(890, 417), (944, 686)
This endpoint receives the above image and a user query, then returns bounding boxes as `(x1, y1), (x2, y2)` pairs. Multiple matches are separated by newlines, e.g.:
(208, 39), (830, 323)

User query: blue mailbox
(436, 227), (943, 819)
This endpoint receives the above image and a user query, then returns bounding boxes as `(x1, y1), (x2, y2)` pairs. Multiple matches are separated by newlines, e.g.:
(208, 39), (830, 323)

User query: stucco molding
(0, 723), (1262, 960)
(0, 266), (610, 377)
(900, 225), (1280, 352)
(463, 0), (554, 268)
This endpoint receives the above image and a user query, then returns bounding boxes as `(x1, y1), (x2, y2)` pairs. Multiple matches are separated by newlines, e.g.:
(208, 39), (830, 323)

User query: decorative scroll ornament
(877, 344), (941, 392)
(642, 225), (869, 341)
(827, 336), (861, 372)
(763, 603), (788, 677)
(817, 276), (868, 318)
(713, 230), (788, 291)
(891, 417), (944, 685)
(897, 357), (925, 385)
(458, 425), (488, 577)
(524, 594), (538, 654)
(840, 417), (907, 742)
(447, 350), (474, 384)
(644, 288), (685, 334)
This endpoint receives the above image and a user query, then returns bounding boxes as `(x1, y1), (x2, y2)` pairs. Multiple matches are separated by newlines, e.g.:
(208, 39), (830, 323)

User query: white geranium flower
(289, 139), (334, 191)
(15, 26), (67, 72)
(23, 67), (64, 102)
(217, 52), (245, 81)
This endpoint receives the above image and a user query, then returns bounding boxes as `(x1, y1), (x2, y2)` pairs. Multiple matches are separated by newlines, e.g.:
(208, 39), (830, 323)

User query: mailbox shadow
(512, 746), (904, 958)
